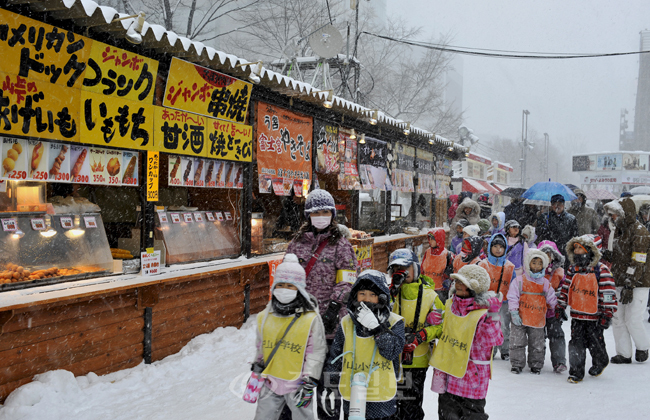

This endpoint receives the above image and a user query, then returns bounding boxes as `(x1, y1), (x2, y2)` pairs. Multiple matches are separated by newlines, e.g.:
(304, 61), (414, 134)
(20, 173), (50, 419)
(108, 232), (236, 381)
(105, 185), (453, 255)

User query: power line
(361, 31), (650, 59)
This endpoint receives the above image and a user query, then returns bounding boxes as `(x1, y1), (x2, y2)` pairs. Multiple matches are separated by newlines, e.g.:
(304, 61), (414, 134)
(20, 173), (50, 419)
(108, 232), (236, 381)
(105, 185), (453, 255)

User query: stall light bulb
(65, 228), (85, 238)
(11, 230), (25, 239)
(40, 228), (57, 238)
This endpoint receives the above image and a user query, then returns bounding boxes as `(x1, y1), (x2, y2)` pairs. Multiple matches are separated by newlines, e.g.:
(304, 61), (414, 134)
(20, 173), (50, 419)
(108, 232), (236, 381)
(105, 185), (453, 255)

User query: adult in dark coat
(605, 198), (650, 364)
(504, 197), (525, 225)
(568, 189), (600, 235)
(535, 194), (578, 260)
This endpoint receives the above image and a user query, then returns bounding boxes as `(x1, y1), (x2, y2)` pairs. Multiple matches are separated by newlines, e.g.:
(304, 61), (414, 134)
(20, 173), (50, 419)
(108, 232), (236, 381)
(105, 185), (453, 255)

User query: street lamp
(520, 110), (532, 187)
(543, 133), (549, 181)
(458, 125), (479, 149)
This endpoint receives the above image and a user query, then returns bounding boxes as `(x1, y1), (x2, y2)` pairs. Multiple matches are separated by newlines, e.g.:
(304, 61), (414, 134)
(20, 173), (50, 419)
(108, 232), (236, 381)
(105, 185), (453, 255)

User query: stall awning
(491, 183), (509, 192)
(462, 178), (498, 194)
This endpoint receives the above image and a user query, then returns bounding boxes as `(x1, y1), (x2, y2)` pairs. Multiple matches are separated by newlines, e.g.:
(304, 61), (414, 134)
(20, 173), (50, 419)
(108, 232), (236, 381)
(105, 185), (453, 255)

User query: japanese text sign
(164, 57), (251, 124)
(147, 151), (159, 201)
(358, 137), (387, 168)
(256, 102), (312, 180)
(141, 250), (161, 276)
(0, 70), (80, 142)
(81, 90), (154, 150)
(415, 148), (434, 175)
(394, 142), (415, 171)
(315, 119), (340, 174)
(204, 118), (252, 162)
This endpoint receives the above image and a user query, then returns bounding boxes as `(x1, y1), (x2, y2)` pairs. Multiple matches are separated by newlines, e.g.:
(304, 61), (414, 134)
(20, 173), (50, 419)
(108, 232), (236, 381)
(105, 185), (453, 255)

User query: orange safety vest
(545, 268), (565, 291)
(567, 272), (599, 314)
(519, 277), (547, 328)
(422, 248), (449, 290)
(479, 260), (515, 298)
(453, 254), (480, 273)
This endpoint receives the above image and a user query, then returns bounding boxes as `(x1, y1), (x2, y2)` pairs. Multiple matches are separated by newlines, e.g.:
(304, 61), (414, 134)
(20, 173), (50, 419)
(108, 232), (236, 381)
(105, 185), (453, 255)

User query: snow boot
(501, 353), (509, 361)
(553, 364), (567, 373)
(610, 355), (632, 364)
(530, 368), (541, 375)
(636, 350), (649, 362)
(588, 365), (606, 377)
(567, 376), (582, 384)
(511, 367), (522, 374)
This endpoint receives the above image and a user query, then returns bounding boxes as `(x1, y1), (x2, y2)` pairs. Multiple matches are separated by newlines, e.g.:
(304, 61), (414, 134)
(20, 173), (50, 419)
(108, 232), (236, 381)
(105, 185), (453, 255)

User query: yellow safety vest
(393, 287), (438, 368)
(257, 309), (317, 381)
(338, 313), (403, 402)
(429, 298), (487, 378)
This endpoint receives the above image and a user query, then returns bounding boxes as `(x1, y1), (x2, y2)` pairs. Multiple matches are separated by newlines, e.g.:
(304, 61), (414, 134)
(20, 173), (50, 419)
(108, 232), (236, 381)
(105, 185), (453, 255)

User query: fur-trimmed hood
(537, 240), (565, 268)
(523, 249), (550, 279)
(490, 212), (505, 232)
(453, 198), (481, 225)
(565, 235), (602, 268)
(603, 200), (625, 218)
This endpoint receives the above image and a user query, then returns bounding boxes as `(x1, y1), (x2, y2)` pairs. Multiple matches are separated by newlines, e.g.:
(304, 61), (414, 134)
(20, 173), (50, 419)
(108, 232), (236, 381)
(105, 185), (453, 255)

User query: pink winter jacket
(431, 295), (503, 400)
(255, 301), (327, 395)
(507, 274), (557, 313)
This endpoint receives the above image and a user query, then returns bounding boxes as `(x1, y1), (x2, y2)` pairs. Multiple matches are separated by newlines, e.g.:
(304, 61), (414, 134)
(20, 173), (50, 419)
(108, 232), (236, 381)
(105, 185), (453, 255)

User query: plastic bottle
(349, 372), (367, 420)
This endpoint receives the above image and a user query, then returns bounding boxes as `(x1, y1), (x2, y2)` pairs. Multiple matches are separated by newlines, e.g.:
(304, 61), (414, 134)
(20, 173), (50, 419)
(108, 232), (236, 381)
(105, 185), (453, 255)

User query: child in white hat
(252, 254), (327, 420)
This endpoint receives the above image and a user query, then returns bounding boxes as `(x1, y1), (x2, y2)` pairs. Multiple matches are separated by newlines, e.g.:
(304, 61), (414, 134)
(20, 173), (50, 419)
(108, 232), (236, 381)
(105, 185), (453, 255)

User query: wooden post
(137, 286), (160, 364)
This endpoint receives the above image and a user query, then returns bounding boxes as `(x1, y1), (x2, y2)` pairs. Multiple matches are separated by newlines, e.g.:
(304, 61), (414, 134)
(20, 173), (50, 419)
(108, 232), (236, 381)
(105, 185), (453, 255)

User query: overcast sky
(387, 0), (650, 160)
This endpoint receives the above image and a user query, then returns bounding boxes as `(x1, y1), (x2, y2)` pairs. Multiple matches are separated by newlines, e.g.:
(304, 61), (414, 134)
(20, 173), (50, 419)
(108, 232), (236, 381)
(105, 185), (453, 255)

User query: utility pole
(520, 110), (531, 187)
(543, 133), (549, 181)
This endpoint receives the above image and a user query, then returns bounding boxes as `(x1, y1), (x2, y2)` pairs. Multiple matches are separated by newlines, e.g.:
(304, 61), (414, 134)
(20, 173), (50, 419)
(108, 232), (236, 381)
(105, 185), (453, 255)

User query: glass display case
(0, 212), (113, 291)
(155, 210), (240, 264)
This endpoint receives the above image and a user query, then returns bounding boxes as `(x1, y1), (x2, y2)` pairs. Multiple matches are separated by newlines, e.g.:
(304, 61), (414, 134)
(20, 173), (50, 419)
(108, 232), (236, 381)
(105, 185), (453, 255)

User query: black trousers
(438, 393), (488, 420)
(568, 319), (609, 380)
(391, 368), (428, 420)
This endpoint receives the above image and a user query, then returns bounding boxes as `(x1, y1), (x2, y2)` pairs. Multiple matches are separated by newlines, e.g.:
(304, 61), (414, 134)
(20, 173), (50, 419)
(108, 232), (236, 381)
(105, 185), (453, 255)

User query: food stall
(0, 2), (464, 402)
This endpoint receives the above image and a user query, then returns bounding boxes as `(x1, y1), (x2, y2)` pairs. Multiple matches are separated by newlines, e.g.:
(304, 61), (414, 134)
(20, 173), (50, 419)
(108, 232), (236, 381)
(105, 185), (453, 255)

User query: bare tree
(108, 0), (261, 42)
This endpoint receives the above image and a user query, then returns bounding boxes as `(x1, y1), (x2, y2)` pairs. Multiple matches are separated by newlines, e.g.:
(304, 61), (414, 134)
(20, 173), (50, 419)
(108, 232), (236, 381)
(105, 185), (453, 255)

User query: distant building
(631, 31), (650, 152)
(572, 151), (650, 195)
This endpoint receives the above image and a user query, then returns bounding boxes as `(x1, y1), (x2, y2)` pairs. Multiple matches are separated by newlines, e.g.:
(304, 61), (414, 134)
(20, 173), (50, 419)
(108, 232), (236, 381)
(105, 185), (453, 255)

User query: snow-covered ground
(1, 315), (649, 420)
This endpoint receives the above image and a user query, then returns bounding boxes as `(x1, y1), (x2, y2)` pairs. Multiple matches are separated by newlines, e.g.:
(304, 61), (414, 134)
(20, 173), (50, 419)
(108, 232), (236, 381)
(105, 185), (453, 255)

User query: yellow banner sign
(0, 70), (80, 142)
(147, 151), (159, 201)
(163, 57), (252, 124)
(84, 40), (158, 103)
(81, 90), (154, 151)
(154, 107), (252, 161)
(205, 118), (252, 162)
(0, 8), (92, 90)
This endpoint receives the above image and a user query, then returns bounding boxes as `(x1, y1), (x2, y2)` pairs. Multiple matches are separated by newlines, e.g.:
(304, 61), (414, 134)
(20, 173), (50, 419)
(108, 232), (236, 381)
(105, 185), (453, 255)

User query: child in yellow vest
(321, 270), (405, 419)
(253, 254), (327, 420)
(430, 264), (503, 420)
(387, 248), (444, 420)
(507, 249), (557, 374)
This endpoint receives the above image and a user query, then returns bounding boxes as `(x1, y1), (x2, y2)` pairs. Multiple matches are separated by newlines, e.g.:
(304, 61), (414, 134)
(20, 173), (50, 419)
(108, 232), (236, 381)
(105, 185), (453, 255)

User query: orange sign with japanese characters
(256, 102), (312, 180)
(163, 57), (252, 124)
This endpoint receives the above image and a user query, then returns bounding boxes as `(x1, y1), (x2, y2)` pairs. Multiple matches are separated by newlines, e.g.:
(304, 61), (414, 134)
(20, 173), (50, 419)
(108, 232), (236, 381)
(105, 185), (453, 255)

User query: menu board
(167, 155), (243, 189)
(122, 152), (139, 186)
(89, 148), (109, 185)
(180, 156), (195, 187)
(70, 145), (91, 184)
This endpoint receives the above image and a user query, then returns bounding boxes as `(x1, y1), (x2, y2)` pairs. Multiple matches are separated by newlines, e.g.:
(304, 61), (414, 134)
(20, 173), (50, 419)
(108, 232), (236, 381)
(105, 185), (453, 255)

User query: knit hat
(504, 220), (520, 234)
(463, 224), (481, 237)
(273, 253), (311, 302)
(455, 219), (470, 230)
(388, 248), (420, 280)
(451, 264), (490, 295)
(550, 194), (565, 204)
(477, 219), (491, 235)
(348, 269), (391, 311)
(304, 189), (336, 218)
(621, 191), (633, 198)
(490, 235), (507, 249)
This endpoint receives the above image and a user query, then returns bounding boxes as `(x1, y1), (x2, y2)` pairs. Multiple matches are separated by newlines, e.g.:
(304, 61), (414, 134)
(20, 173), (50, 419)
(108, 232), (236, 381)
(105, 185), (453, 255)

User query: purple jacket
(286, 231), (358, 316)
(507, 274), (557, 313)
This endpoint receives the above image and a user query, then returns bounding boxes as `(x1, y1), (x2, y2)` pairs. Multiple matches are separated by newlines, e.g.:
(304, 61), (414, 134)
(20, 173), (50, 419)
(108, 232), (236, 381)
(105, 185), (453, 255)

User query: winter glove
(251, 361), (264, 374)
(320, 387), (337, 417)
(294, 378), (318, 408)
(621, 280), (635, 305)
(599, 316), (612, 330)
(321, 301), (342, 334)
(426, 310), (443, 326)
(442, 278), (451, 291)
(356, 302), (380, 331)
(403, 330), (428, 353)
(390, 269), (408, 297)
(510, 310), (522, 326)
(555, 306), (568, 321)
(601, 249), (612, 262)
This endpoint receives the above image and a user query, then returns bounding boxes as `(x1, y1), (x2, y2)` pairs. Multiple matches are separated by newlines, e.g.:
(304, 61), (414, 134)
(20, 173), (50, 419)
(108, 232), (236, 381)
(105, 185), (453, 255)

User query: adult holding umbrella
(526, 182), (578, 259)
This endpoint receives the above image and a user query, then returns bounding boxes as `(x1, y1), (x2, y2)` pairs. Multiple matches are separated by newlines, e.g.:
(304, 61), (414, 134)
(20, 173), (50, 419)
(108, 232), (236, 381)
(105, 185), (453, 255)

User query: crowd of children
(248, 215), (626, 420)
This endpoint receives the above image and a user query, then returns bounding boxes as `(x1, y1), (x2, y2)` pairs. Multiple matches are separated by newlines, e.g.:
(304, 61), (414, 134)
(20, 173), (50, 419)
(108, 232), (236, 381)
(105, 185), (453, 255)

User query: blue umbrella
(522, 182), (577, 202)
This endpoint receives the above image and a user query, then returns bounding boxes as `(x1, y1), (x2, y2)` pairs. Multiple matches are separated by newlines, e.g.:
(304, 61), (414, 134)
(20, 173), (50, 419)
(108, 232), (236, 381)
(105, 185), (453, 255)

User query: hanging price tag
(84, 216), (98, 228)
(170, 213), (181, 223)
(193, 212), (204, 222)
(1, 218), (17, 231)
(60, 217), (73, 229)
(215, 212), (224, 221)
(183, 213), (193, 223)
(224, 212), (233, 221)
(158, 213), (168, 223)
(205, 212), (215, 221)
(30, 218), (46, 231)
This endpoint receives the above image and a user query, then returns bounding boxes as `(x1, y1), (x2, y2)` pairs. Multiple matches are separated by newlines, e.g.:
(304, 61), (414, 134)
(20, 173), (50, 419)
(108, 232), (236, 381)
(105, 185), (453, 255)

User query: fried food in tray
(0, 264), (107, 284)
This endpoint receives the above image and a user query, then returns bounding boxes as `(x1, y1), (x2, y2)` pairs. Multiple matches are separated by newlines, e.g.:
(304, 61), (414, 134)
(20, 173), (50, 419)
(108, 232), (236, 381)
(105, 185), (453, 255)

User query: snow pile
(0, 319), (260, 420)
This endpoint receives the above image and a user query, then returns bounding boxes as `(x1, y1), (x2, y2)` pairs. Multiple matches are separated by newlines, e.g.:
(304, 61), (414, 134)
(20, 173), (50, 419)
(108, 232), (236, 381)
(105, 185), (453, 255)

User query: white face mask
(311, 215), (332, 230)
(273, 288), (298, 304)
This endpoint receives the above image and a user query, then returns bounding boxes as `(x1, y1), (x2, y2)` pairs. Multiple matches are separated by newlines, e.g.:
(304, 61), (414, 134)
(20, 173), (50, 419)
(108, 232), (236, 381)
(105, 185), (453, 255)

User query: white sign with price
(141, 250), (161, 276)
